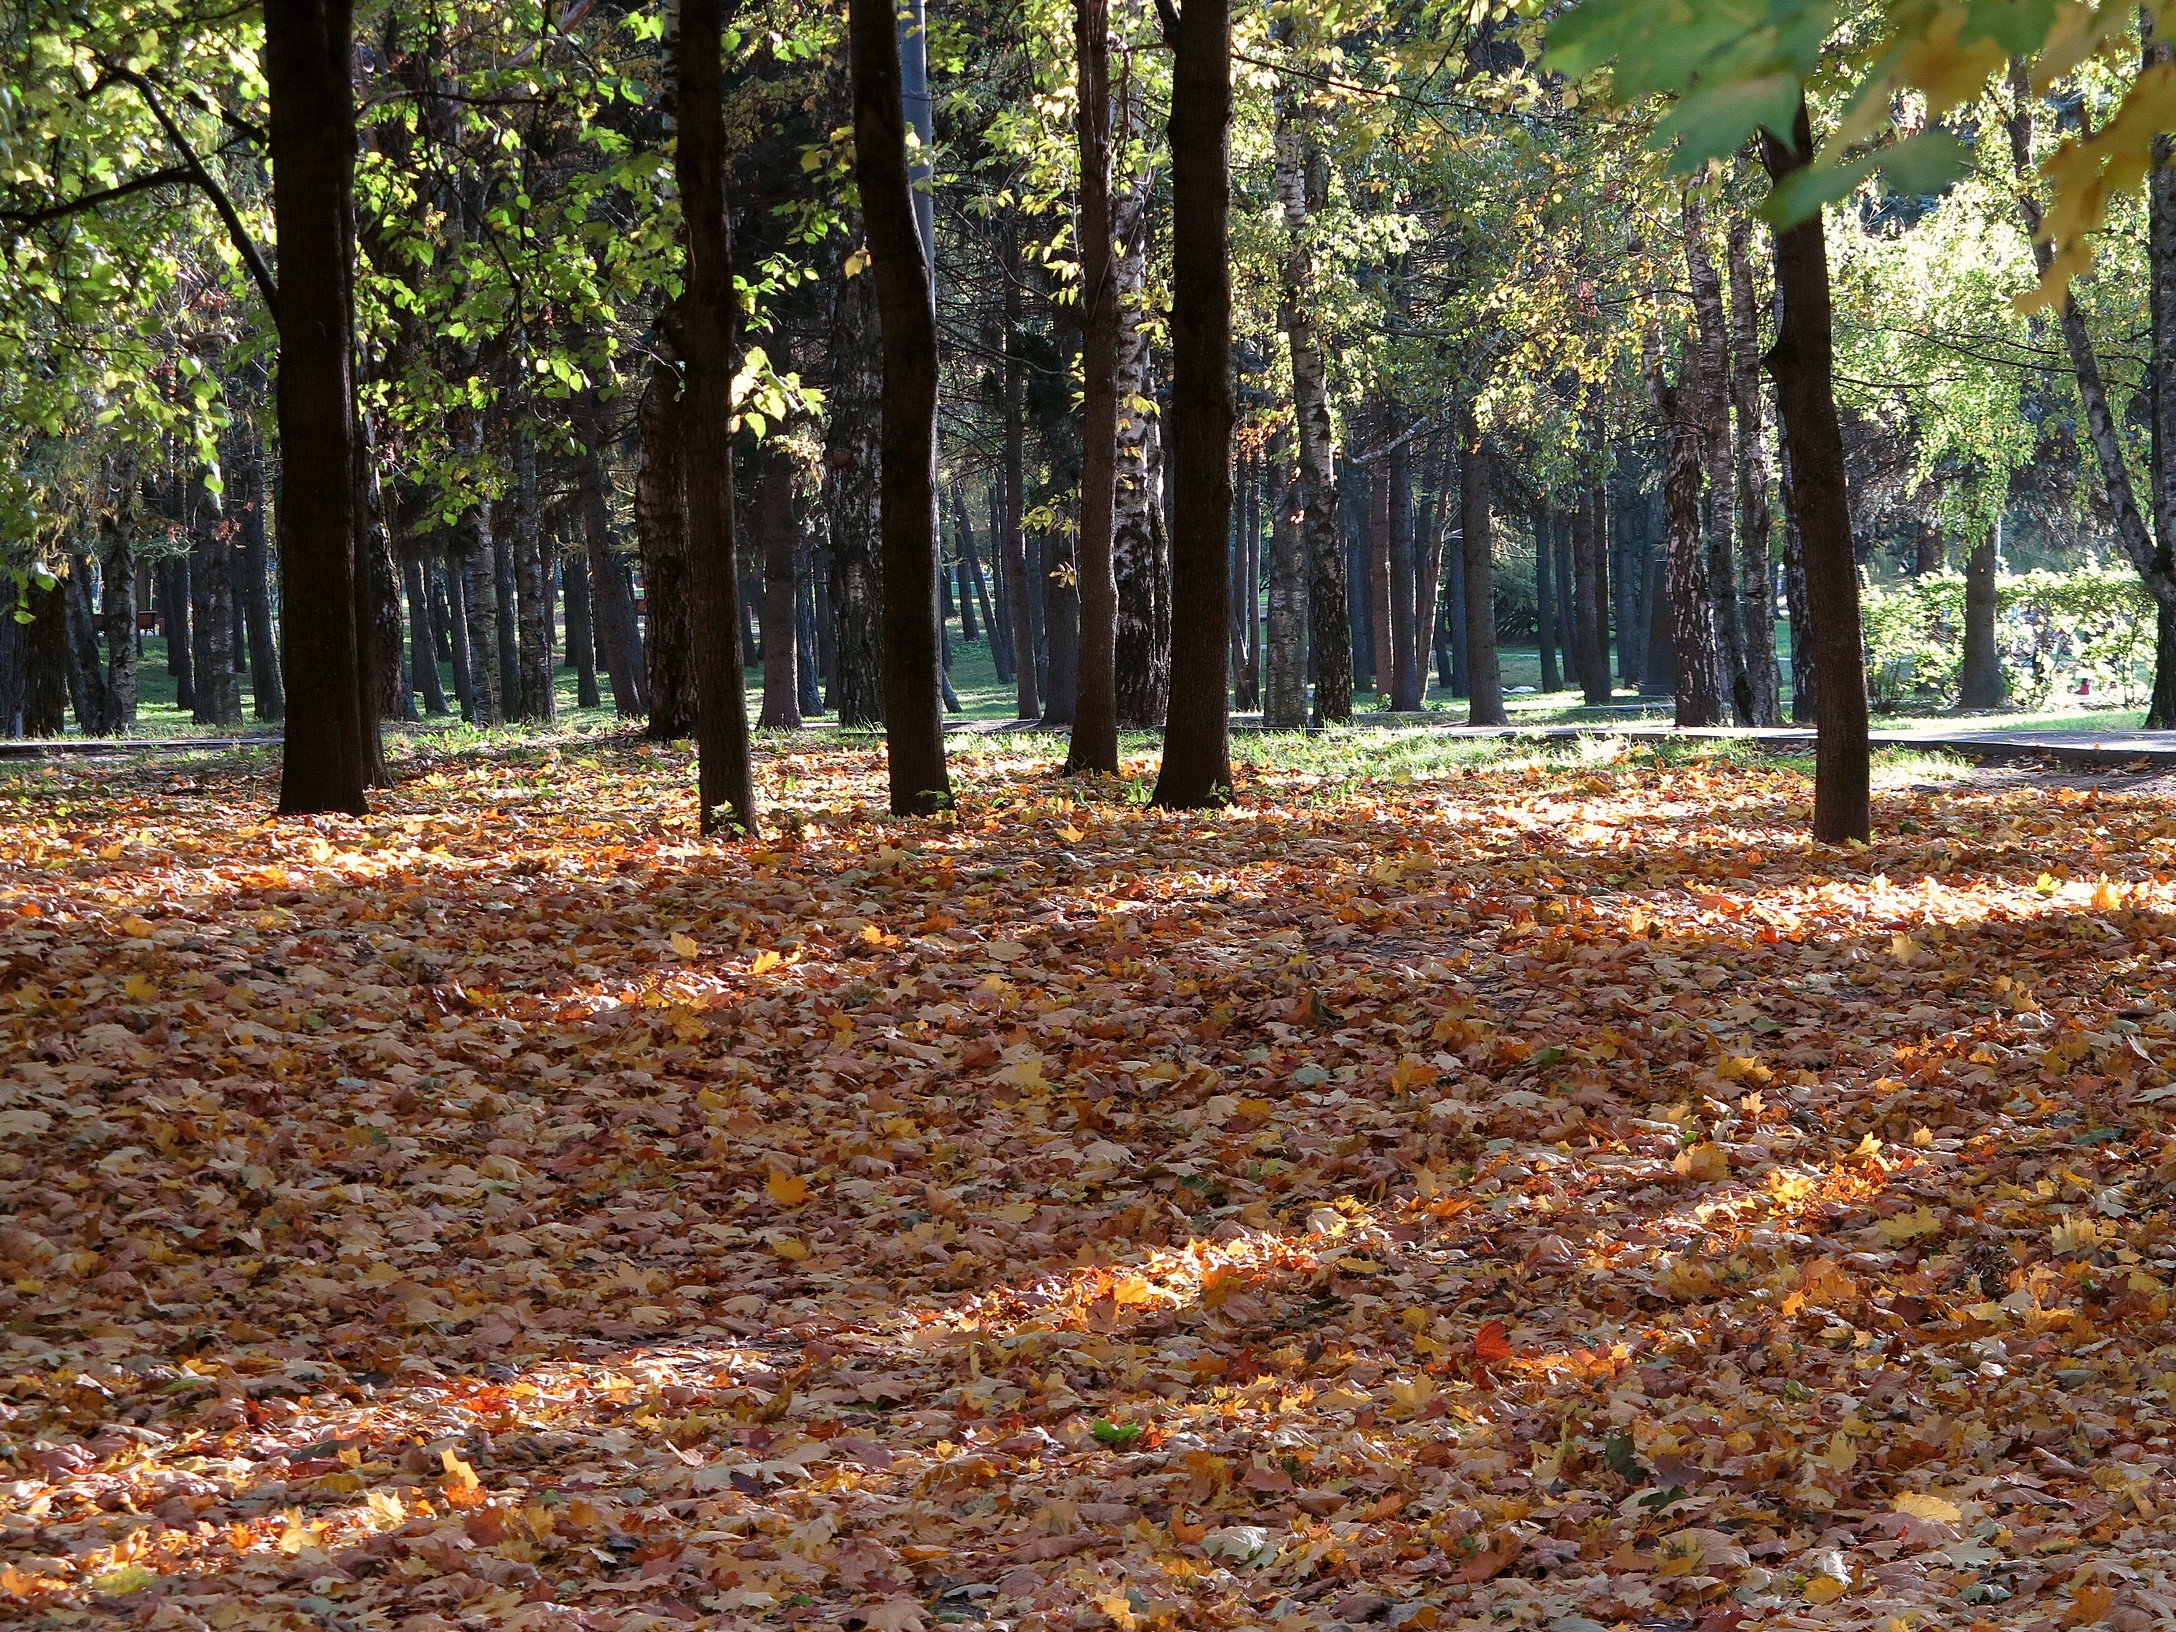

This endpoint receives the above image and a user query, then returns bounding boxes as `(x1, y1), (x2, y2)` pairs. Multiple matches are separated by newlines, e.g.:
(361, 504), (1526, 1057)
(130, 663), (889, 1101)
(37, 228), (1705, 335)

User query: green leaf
(1091, 1418), (1143, 1446)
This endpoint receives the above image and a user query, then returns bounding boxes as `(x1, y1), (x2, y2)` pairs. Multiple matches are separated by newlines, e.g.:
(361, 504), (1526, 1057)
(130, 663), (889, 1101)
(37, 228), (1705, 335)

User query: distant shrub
(1857, 566), (2154, 711)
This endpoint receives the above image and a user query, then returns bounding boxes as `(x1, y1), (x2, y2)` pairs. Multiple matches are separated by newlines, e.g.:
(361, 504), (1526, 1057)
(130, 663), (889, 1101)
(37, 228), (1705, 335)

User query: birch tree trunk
(1262, 430), (1308, 727)
(1683, 187), (1749, 723)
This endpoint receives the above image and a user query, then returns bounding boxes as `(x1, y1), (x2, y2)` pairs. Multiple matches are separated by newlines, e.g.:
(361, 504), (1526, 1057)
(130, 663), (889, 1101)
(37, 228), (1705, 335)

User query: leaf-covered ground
(5, 736), (2176, 1632)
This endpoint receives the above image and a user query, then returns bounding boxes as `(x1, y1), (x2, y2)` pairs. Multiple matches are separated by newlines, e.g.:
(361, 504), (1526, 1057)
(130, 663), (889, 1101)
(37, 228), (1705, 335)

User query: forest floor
(5, 734), (2176, 1631)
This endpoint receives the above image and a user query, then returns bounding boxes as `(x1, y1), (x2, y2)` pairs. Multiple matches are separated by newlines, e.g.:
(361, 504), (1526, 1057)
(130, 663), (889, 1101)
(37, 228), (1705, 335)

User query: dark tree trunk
(190, 477), (243, 727)
(365, 480), (406, 729)
(1776, 424), (1814, 721)
(1042, 522), (1081, 726)
(1263, 432), (1308, 727)
(101, 536), (136, 731)
(1362, 441), (1394, 701)
(574, 424), (648, 720)
(1067, 0), (1120, 772)
(1444, 501), (1469, 697)
(954, 488), (997, 658)
(2147, 28), (2176, 725)
(234, 427), (285, 721)
(1684, 187), (1749, 722)
(1275, 94), (1347, 727)
(824, 269), (886, 729)
(492, 528), (521, 716)
(1959, 521), (2006, 710)
(427, 555), (453, 664)
(267, 0), (367, 813)
(441, 551), (475, 718)
(162, 557), (195, 711)
(757, 436), (801, 731)
(1150, 0), (1233, 807)
(797, 550), (823, 716)
(22, 579), (69, 736)
(511, 432), (555, 722)
(1458, 410), (1506, 726)
(631, 361), (697, 736)
(1534, 504), (1561, 694)
(1726, 217), (1782, 725)
(0, 605), (21, 737)
(560, 543), (602, 709)
(1387, 428), (1420, 708)
(1642, 536), (1677, 699)
(1656, 361), (1723, 727)
(1572, 482), (1611, 706)
(676, 0), (759, 830)
(405, 556), (449, 714)
(849, 0), (950, 812)
(999, 228), (1039, 721)
(64, 556), (115, 733)
(1554, 513), (1578, 687)
(1763, 95), (1870, 841)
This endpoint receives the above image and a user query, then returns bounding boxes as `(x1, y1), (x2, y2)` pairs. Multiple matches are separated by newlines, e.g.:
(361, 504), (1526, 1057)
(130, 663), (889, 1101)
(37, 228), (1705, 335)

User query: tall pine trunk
(1458, 409), (1506, 726)
(677, 0), (759, 831)
(630, 363), (697, 736)
(826, 270), (886, 729)
(1262, 430), (1308, 727)
(1684, 187), (1749, 722)
(511, 431), (555, 722)
(757, 437), (802, 731)
(1112, 114), (1169, 728)
(1276, 97), (1348, 727)
(1150, 0), (1233, 808)
(1763, 95), (1870, 841)
(849, 0), (950, 812)
(1067, 0), (1121, 772)
(267, 0), (368, 813)
(234, 424), (285, 720)
(1726, 215), (1782, 725)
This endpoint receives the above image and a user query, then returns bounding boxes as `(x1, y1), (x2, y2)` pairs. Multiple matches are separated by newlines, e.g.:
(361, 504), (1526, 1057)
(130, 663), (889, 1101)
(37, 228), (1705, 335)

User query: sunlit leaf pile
(6, 739), (2176, 1631)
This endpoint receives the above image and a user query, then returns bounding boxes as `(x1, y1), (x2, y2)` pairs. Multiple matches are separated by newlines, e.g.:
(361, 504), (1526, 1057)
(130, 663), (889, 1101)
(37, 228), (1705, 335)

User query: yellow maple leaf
(766, 1169), (810, 1207)
(770, 1234), (812, 1261)
(750, 949), (782, 976)
(1892, 1491), (1962, 1524)
(121, 973), (158, 1003)
(668, 931), (700, 959)
(439, 1448), (481, 1491)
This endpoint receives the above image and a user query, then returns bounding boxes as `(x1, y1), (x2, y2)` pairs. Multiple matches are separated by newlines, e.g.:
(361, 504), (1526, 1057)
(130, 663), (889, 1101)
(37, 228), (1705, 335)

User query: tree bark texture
(757, 437), (802, 731)
(266, 0), (367, 812)
(1535, 506), (1561, 694)
(405, 556), (449, 714)
(1763, 95), (1871, 842)
(849, 0), (950, 812)
(1067, 0), (1121, 772)
(1276, 100), (1348, 727)
(1725, 216), (1782, 726)
(1262, 431), (1308, 727)
(1150, 0), (1234, 807)
(1458, 410), (1506, 726)
(1683, 187), (1750, 722)
(1959, 523), (2006, 710)
(825, 268), (887, 729)
(511, 431), (556, 723)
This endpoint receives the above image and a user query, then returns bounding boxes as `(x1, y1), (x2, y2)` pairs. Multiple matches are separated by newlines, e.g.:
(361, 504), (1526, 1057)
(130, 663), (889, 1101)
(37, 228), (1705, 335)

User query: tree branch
(0, 165), (198, 229)
(94, 59), (280, 317)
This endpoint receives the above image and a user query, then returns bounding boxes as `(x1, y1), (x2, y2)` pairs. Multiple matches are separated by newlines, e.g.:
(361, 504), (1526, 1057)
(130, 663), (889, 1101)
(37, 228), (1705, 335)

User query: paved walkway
(12, 723), (2176, 775)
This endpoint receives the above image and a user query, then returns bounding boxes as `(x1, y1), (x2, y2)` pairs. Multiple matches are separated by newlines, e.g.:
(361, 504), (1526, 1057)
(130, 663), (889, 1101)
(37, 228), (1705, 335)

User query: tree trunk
(560, 543), (602, 709)
(757, 436), (802, 730)
(492, 527), (521, 716)
(1654, 354), (1723, 727)
(1112, 136), (1169, 729)
(997, 230), (1040, 723)
(22, 579), (69, 735)
(629, 366), (697, 737)
(1386, 430), (1421, 708)
(849, 0), (950, 812)
(460, 497), (504, 726)
(1458, 410), (1506, 726)
(955, 488), (997, 658)
(1684, 186), (1749, 722)
(190, 476), (243, 727)
(1066, 0), (1121, 771)
(234, 431), (285, 721)
(267, 0), (367, 813)
(1263, 431), (1308, 727)
(511, 431), (555, 722)
(1641, 536), (1677, 699)
(64, 556), (114, 732)
(825, 267), (886, 729)
(162, 556), (195, 712)
(1572, 480), (1611, 705)
(1150, 0), (1233, 806)
(1763, 94), (1870, 842)
(1444, 499), (1468, 696)
(405, 556), (449, 714)
(797, 550), (823, 716)
(1554, 512), (1578, 687)
(0, 605), (21, 737)
(1959, 521), (2006, 710)
(1276, 99), (1348, 727)
(1726, 216), (1782, 725)
(676, 0), (759, 830)
(1535, 503), (1561, 693)
(102, 535), (137, 732)
(441, 551), (475, 718)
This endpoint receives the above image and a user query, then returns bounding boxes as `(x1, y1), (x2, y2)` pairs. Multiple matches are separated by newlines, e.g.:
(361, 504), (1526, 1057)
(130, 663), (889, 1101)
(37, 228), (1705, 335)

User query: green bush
(1858, 566), (2155, 711)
